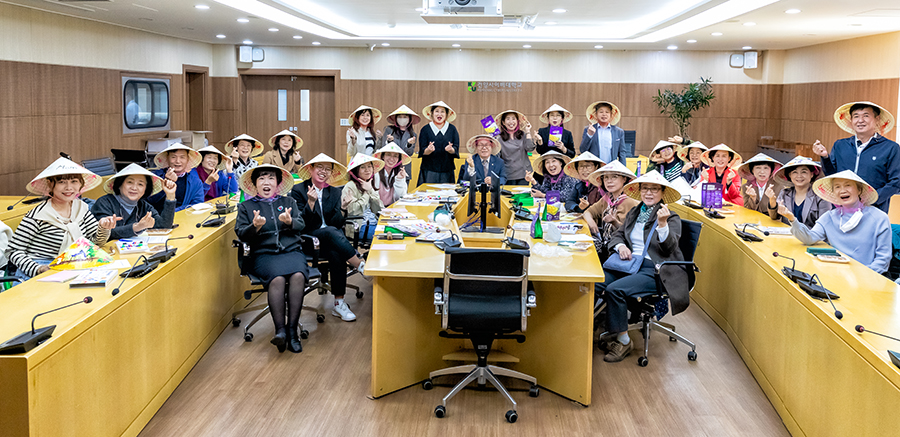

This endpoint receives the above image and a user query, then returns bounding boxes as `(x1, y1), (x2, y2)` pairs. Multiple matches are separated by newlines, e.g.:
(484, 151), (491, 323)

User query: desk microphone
(112, 255), (159, 296)
(856, 325), (900, 370)
(681, 195), (704, 210)
(147, 235), (194, 263)
(0, 296), (93, 355)
(704, 208), (724, 219)
(196, 211), (225, 228)
(215, 176), (236, 215)
(502, 225), (530, 250)
(6, 195), (47, 210)
(735, 223), (768, 242)
(812, 274), (842, 319)
(773, 252), (813, 283)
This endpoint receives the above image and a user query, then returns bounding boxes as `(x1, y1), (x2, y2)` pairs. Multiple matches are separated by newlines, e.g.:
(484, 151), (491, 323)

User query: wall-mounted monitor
(122, 76), (170, 134)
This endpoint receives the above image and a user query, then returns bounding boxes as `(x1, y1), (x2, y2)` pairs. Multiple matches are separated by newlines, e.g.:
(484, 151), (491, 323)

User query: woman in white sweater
(373, 142), (410, 207)
(346, 105), (383, 157)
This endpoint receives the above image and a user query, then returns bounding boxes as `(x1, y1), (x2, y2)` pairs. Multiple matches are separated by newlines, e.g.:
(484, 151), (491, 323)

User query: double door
(243, 75), (336, 163)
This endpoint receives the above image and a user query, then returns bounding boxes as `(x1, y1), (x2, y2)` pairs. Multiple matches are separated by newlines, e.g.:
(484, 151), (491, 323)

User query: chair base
(428, 363), (537, 411)
(599, 312), (697, 366)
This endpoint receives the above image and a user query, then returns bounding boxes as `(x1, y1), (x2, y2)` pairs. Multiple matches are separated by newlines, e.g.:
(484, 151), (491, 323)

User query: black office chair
(422, 247), (538, 423)
(82, 157), (117, 176)
(600, 219), (702, 366)
(230, 235), (327, 342)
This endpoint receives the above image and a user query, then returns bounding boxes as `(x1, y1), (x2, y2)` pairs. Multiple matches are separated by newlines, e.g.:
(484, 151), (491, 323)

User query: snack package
(481, 115), (500, 138)
(549, 125), (562, 144)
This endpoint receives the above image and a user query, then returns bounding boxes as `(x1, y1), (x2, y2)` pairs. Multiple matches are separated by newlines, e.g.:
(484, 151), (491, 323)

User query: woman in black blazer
(534, 104), (576, 157)
(235, 165), (308, 353)
(290, 154), (368, 323)
(596, 171), (685, 363)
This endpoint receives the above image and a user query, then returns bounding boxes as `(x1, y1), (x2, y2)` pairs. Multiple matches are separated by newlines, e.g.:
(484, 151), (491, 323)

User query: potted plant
(652, 77), (715, 140)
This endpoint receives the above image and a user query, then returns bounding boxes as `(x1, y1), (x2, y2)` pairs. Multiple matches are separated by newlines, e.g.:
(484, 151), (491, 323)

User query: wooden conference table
(670, 203), (900, 436)
(0, 196), (42, 230)
(0, 198), (246, 437)
(365, 186), (603, 405)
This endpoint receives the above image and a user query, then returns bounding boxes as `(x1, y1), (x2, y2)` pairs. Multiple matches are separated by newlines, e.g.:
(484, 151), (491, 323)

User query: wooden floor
(139, 277), (789, 437)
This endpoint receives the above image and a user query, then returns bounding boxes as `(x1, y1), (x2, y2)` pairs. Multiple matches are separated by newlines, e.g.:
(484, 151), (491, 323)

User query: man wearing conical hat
(812, 101), (900, 213)
(580, 101), (627, 165)
(148, 144), (205, 213)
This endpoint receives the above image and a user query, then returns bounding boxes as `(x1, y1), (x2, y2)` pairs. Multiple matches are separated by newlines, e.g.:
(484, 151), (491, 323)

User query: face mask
(396, 116), (409, 127)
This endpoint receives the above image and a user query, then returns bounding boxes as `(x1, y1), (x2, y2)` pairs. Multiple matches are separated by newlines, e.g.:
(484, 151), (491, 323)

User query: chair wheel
(300, 330), (309, 339)
(505, 410), (518, 423)
(231, 317), (241, 327)
(243, 332), (253, 342)
(529, 385), (539, 397)
(422, 379), (434, 390)
(243, 290), (253, 300)
(356, 290), (364, 299)
(316, 314), (325, 323)
(688, 351), (697, 361)
(434, 405), (445, 418)
(669, 337), (677, 342)
(638, 356), (649, 367)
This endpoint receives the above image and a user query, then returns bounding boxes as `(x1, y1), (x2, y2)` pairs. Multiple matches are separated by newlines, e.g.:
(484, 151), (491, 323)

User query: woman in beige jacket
(583, 160), (639, 260)
(263, 130), (304, 174)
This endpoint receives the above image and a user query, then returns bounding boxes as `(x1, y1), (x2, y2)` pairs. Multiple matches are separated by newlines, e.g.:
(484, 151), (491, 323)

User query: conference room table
(0, 198), (246, 437)
(365, 185), (603, 405)
(0, 196), (42, 230)
(670, 202), (900, 436)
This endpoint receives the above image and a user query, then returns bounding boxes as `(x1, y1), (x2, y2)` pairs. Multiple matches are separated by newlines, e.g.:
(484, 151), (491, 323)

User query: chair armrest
(656, 261), (700, 273)
(0, 276), (22, 284)
(298, 234), (321, 267)
(433, 284), (444, 314)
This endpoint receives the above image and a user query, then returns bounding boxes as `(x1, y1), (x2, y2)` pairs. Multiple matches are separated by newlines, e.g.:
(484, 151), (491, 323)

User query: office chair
(81, 157), (117, 176)
(230, 235), (327, 342)
(598, 219), (702, 366)
(423, 247), (538, 423)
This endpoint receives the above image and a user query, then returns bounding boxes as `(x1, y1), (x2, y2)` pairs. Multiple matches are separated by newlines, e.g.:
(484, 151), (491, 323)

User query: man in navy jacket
(813, 102), (900, 213)
(580, 101), (627, 164)
(457, 135), (507, 186)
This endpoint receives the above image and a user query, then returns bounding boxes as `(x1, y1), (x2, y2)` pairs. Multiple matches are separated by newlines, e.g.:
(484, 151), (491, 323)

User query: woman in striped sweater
(7, 158), (117, 281)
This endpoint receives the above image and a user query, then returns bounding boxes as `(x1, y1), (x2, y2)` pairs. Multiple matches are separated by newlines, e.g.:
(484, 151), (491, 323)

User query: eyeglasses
(312, 165), (332, 173)
(640, 186), (662, 193)
(476, 143), (493, 148)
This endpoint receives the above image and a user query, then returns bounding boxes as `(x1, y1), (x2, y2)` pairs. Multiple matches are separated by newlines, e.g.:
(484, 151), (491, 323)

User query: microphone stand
(0, 296), (93, 354)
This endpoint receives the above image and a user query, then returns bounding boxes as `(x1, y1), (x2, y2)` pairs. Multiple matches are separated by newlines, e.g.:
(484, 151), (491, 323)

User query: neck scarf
(546, 172), (563, 185)
(115, 194), (139, 217)
(603, 190), (628, 209)
(636, 203), (655, 223)
(250, 195), (280, 203)
(34, 199), (88, 253)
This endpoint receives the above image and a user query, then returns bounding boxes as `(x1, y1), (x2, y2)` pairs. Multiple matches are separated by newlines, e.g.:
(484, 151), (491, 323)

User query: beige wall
(782, 32), (900, 84)
(0, 2), (214, 75)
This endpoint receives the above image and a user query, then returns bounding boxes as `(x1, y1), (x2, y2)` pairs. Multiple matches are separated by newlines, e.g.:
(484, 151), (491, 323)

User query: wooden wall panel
(0, 117), (35, 174)
(0, 62), (33, 118)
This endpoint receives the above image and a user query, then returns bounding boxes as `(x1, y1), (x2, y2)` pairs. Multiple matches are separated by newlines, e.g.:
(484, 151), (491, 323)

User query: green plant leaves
(652, 77), (715, 138)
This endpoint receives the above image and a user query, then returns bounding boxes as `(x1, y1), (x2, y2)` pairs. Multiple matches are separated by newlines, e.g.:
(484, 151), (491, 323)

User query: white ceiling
(6, 0), (900, 51)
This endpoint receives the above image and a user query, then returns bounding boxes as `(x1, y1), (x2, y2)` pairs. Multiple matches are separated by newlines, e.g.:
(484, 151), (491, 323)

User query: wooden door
(243, 75), (298, 154)
(294, 76), (335, 162)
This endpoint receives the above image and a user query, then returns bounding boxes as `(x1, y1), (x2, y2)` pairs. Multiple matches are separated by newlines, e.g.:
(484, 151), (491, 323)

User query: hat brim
(103, 168), (163, 196)
(812, 172), (878, 206)
(465, 135), (502, 155)
(225, 135), (265, 157)
(532, 152), (572, 176)
(833, 101), (896, 135)
(297, 155), (349, 187)
(564, 153), (605, 180)
(586, 101), (622, 125)
(27, 158), (103, 196)
(623, 173), (682, 204)
(773, 158), (822, 187)
(422, 102), (457, 123)
(540, 105), (573, 124)
(239, 164), (294, 198)
(153, 146), (202, 170)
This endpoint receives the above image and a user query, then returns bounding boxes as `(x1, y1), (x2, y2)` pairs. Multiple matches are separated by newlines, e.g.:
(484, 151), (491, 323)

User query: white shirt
(314, 185), (326, 229)
(614, 220), (670, 260)
(853, 133), (879, 173)
(429, 121), (450, 136)
(596, 124), (613, 164)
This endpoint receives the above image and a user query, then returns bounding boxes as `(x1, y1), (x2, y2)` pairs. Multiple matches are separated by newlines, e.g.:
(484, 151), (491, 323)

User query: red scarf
(196, 166), (217, 200)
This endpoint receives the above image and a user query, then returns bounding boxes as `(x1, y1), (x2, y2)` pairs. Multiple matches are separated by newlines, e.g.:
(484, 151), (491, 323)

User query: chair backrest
(623, 130), (636, 158)
(442, 247), (530, 334)
(679, 219), (703, 262)
(82, 157), (117, 176)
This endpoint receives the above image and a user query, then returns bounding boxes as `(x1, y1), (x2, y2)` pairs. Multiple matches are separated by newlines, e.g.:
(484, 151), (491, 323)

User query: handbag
(602, 221), (657, 275)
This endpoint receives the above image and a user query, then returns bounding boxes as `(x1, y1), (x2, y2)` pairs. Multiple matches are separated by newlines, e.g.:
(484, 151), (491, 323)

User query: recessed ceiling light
(243, 40), (253, 45)
(687, 39), (697, 43)
(268, 28), (279, 32)
(711, 32), (723, 36)
(216, 34), (226, 39)
(415, 7), (424, 12)
(785, 9), (801, 14)
(312, 41), (321, 45)
(552, 8), (566, 13)
(849, 23), (863, 27)
(743, 22), (756, 26)
(381, 42), (390, 46)
(195, 5), (209, 10)
(523, 44), (532, 48)
(545, 21), (557, 25)
(667, 45), (678, 50)
(594, 45), (603, 49)
(237, 18), (249, 23)
(452, 43), (461, 48)
(293, 35), (302, 39)
(742, 46), (752, 50)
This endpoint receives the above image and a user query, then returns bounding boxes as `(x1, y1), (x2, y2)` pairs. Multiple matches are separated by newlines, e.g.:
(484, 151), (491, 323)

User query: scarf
(115, 195), (139, 217)
(603, 190), (628, 209)
(34, 199), (88, 253)
(636, 203), (655, 223)
(196, 166), (218, 200)
(583, 181), (602, 205)
(545, 172), (563, 185)
(837, 201), (865, 232)
(250, 195), (280, 203)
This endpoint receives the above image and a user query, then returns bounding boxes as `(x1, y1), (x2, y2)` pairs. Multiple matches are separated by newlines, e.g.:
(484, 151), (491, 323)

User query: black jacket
(90, 194), (175, 240)
(235, 196), (305, 255)
(290, 179), (345, 231)
(536, 126), (576, 157)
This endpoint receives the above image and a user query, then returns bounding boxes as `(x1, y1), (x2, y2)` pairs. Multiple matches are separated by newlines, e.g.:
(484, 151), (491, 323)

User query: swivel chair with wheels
(598, 219), (703, 366)
(422, 247), (538, 423)
(230, 235), (326, 342)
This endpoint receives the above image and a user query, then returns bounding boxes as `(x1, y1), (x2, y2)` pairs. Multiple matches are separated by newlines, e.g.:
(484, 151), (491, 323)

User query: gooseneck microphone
(811, 274), (842, 319)
(681, 195), (703, 209)
(112, 255), (159, 296)
(0, 296), (93, 354)
(855, 325), (900, 343)
(773, 252), (813, 283)
(735, 223), (767, 242)
(147, 235), (194, 263)
(196, 211), (225, 228)
(33, 296), (93, 333)
(6, 195), (48, 210)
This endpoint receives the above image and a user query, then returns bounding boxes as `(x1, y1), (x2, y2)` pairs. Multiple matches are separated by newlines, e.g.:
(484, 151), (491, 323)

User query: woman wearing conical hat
(379, 105), (419, 180)
(235, 164), (308, 353)
(373, 142), (411, 206)
(7, 158), (117, 281)
(342, 153), (386, 242)
(782, 170), (891, 274)
(583, 161), (639, 261)
(346, 105), (383, 157)
(812, 101), (899, 213)
(647, 140), (686, 183)
(195, 146), (239, 201)
(768, 156), (832, 227)
(290, 154), (367, 323)
(563, 151), (605, 213)
(226, 134), (264, 181)
(675, 140), (709, 186)
(417, 101), (460, 185)
(699, 144), (744, 206)
(91, 164), (177, 241)
(495, 109), (536, 185)
(263, 130), (304, 174)
(738, 153), (782, 215)
(535, 104), (576, 158)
